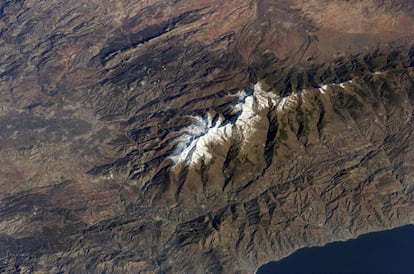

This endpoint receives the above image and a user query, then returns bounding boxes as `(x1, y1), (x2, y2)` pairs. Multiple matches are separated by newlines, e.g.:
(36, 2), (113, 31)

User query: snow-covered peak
(169, 83), (279, 167)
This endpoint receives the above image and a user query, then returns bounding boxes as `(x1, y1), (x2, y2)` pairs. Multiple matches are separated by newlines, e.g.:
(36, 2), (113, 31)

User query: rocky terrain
(0, 0), (414, 273)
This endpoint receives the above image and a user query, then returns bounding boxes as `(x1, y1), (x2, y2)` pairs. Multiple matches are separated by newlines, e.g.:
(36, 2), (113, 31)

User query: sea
(257, 224), (414, 274)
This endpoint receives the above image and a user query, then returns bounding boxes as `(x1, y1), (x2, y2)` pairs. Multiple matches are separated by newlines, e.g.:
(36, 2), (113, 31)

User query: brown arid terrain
(1, 0), (414, 273)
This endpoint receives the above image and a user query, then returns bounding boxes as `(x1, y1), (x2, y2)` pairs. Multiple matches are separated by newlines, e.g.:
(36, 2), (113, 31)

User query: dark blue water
(257, 225), (414, 274)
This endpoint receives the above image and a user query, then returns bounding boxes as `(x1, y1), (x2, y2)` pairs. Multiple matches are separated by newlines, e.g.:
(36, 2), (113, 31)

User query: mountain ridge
(0, 0), (414, 273)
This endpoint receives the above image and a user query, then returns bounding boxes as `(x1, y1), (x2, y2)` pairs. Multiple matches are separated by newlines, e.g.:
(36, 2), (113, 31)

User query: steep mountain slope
(0, 0), (414, 273)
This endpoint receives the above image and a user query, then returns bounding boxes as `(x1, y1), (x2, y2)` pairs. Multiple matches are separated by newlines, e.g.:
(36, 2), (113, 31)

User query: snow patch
(319, 85), (327, 94)
(315, 80), (354, 91)
(339, 80), (352, 89)
(169, 113), (232, 166)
